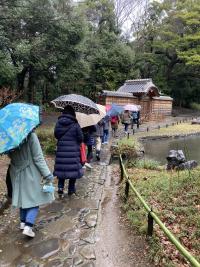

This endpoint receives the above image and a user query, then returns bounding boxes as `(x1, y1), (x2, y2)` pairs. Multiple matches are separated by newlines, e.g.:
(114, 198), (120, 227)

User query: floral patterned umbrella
(51, 94), (99, 114)
(0, 103), (40, 154)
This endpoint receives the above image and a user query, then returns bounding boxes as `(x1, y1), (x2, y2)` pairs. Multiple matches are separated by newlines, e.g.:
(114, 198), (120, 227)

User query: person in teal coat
(9, 132), (54, 237)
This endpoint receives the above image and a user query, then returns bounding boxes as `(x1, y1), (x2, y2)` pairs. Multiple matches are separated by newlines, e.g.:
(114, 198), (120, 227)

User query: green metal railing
(119, 155), (200, 267)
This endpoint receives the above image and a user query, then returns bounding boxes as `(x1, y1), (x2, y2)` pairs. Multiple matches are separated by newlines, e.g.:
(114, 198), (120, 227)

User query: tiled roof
(117, 78), (159, 95)
(101, 90), (137, 98)
(153, 96), (173, 101)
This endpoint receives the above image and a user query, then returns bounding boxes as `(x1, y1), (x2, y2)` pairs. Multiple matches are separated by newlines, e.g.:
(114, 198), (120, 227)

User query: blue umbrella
(106, 103), (124, 116)
(0, 103), (40, 155)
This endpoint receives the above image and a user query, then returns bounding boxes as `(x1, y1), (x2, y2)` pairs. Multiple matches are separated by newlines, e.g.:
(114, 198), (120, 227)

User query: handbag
(80, 143), (87, 164)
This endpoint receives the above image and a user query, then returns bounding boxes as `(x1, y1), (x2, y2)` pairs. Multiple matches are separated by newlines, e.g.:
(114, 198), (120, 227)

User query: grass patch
(128, 159), (160, 170)
(36, 126), (56, 155)
(121, 165), (200, 266)
(136, 122), (200, 139)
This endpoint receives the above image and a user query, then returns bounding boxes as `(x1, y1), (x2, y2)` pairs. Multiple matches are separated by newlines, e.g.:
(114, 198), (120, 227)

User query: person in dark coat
(82, 125), (96, 163)
(53, 105), (84, 196)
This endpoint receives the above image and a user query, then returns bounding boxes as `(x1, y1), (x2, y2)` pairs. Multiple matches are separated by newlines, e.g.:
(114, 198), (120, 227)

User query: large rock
(166, 150), (198, 171)
(177, 160), (198, 170)
(166, 150), (186, 170)
(191, 119), (200, 124)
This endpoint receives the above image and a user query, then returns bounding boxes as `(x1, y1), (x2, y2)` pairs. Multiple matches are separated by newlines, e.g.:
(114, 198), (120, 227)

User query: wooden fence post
(125, 181), (130, 202)
(147, 212), (154, 236)
(120, 159), (124, 182)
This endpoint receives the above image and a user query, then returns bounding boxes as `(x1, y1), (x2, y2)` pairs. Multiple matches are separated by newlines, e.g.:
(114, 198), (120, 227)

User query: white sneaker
(23, 226), (35, 237)
(20, 222), (25, 230)
(84, 162), (93, 169)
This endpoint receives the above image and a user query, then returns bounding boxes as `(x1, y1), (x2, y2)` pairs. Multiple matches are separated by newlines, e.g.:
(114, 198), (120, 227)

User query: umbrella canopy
(106, 103), (124, 116)
(51, 94), (99, 115)
(106, 104), (111, 112)
(123, 104), (141, 112)
(0, 103), (40, 155)
(76, 104), (106, 128)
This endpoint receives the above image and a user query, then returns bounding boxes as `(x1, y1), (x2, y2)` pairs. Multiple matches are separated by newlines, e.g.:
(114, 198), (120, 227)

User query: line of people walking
(5, 105), (140, 238)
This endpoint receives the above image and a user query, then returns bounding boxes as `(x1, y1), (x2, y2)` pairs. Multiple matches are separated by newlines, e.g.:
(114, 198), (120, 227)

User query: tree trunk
(27, 66), (35, 103)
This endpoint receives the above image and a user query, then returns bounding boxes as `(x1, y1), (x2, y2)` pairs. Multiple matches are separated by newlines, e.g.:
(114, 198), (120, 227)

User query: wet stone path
(0, 147), (110, 267)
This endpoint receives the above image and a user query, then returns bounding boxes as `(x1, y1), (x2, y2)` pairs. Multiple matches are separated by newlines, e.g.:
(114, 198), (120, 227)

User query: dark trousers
(124, 123), (129, 132)
(58, 178), (76, 193)
(6, 166), (12, 199)
(87, 145), (93, 162)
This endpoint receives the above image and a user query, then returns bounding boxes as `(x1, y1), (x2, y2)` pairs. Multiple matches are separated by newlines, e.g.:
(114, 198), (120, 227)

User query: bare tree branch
(0, 87), (23, 107)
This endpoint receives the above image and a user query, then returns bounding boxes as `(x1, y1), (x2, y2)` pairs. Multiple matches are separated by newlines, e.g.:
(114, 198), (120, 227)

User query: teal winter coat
(9, 132), (54, 209)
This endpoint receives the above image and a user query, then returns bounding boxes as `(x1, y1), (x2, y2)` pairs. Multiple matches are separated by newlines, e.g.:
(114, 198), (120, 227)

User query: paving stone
(78, 240), (87, 246)
(73, 255), (84, 265)
(28, 238), (60, 259)
(46, 215), (75, 237)
(60, 228), (77, 241)
(79, 246), (96, 260)
(80, 262), (95, 267)
(27, 260), (41, 267)
(84, 212), (98, 228)
(60, 239), (69, 252)
(0, 243), (21, 266)
(80, 230), (96, 244)
(68, 245), (77, 256)
(44, 259), (63, 267)
(63, 258), (73, 267)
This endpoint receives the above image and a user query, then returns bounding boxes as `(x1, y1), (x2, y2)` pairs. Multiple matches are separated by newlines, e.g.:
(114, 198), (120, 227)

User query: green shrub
(36, 127), (56, 155)
(190, 102), (200, 111)
(117, 137), (142, 160)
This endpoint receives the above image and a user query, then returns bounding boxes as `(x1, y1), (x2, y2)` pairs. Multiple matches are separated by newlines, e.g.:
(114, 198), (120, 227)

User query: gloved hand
(44, 173), (54, 182)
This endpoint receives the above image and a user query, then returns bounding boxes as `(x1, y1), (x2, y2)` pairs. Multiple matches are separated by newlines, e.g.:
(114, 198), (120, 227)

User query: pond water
(142, 134), (200, 165)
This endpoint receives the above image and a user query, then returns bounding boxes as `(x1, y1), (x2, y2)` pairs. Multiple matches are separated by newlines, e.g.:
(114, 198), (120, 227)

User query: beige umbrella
(76, 104), (106, 128)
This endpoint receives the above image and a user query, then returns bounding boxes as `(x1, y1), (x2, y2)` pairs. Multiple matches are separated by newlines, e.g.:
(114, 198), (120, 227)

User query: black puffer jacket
(53, 114), (83, 179)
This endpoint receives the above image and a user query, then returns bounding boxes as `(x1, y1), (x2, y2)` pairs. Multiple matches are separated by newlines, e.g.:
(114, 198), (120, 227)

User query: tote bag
(80, 143), (87, 164)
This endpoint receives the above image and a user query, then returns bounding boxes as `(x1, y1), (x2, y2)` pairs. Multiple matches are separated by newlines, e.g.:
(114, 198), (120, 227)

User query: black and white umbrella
(51, 94), (99, 114)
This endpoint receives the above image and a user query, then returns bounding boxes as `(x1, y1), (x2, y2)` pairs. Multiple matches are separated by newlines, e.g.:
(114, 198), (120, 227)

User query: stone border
(139, 131), (200, 142)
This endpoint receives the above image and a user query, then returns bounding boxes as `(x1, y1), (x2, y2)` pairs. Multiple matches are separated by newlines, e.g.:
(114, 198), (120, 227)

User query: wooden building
(99, 79), (173, 122)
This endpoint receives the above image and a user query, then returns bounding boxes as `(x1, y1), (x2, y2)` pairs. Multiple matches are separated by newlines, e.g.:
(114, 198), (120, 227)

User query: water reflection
(142, 135), (200, 165)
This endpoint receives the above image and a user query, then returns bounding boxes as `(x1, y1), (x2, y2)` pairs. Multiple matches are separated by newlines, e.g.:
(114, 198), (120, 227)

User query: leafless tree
(114, 0), (148, 28)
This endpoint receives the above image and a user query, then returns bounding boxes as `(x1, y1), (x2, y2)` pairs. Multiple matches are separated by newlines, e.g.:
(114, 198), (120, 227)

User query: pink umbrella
(106, 104), (111, 112)
(123, 104), (141, 111)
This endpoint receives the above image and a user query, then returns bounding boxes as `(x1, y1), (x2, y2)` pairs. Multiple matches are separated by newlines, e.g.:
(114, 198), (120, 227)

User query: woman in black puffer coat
(53, 105), (83, 196)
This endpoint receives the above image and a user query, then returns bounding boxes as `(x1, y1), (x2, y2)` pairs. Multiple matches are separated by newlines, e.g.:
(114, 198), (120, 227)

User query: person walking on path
(121, 110), (132, 134)
(131, 111), (140, 129)
(95, 119), (104, 161)
(110, 115), (120, 137)
(8, 132), (54, 238)
(102, 115), (110, 144)
(54, 105), (84, 197)
(82, 125), (96, 169)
